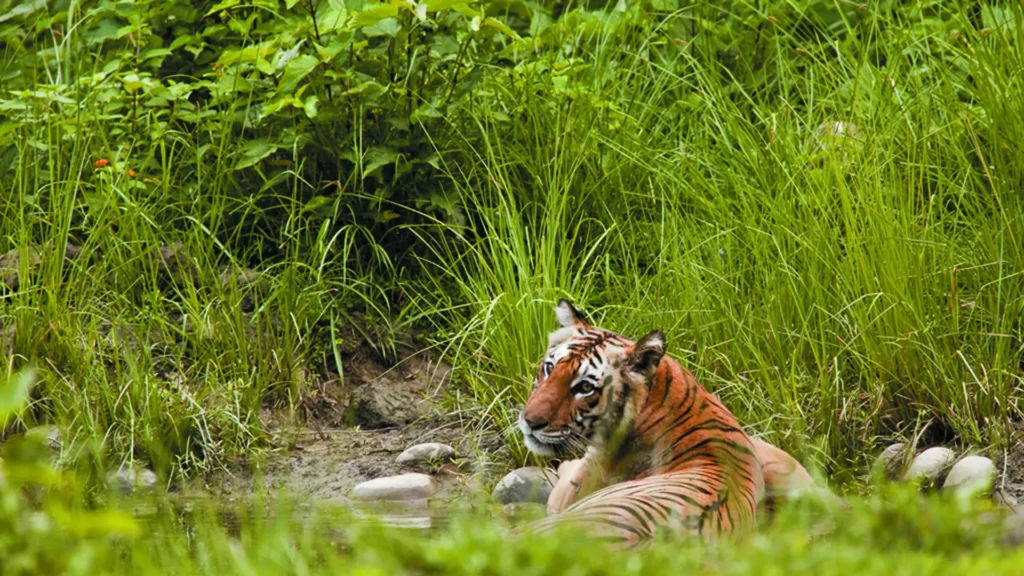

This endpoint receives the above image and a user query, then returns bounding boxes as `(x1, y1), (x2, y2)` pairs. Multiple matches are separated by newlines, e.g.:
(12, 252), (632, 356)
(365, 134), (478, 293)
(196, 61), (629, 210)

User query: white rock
(396, 443), (455, 465)
(350, 473), (437, 501)
(873, 442), (910, 480)
(492, 467), (558, 505)
(942, 456), (996, 495)
(903, 447), (957, 485)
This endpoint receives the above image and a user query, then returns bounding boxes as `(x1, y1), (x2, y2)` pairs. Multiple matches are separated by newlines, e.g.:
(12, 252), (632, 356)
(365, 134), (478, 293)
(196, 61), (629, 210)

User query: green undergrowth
(2, 0), (1023, 484)
(4, 461), (1024, 575)
(3, 370), (1024, 573)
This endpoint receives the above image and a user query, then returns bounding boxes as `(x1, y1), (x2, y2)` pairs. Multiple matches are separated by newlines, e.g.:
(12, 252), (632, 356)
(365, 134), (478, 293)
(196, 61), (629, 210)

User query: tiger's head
(518, 299), (666, 457)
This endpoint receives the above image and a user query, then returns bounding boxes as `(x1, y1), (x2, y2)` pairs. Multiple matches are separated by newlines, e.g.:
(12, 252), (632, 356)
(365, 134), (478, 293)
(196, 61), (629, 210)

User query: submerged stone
(492, 467), (558, 505)
(108, 466), (159, 494)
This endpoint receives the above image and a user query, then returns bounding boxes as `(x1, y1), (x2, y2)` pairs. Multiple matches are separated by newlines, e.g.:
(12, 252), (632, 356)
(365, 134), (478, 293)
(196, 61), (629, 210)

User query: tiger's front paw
(546, 459), (585, 514)
(546, 477), (579, 515)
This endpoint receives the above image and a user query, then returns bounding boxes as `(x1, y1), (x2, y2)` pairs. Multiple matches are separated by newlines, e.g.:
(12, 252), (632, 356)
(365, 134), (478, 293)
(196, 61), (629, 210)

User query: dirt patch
(198, 419), (507, 504)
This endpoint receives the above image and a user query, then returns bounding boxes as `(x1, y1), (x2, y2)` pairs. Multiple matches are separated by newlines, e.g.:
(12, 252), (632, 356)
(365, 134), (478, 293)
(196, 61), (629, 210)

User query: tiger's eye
(543, 362), (554, 377)
(575, 381), (595, 396)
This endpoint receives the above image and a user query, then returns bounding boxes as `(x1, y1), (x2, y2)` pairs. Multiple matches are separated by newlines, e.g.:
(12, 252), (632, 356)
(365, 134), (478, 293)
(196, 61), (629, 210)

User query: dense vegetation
(2, 367), (1023, 575)
(2, 0), (1024, 569)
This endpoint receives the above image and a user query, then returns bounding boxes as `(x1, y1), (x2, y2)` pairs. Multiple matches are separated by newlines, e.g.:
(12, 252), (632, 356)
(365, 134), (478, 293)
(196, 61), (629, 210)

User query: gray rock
(396, 442), (455, 466)
(108, 466), (159, 494)
(0, 246), (41, 290)
(903, 447), (957, 486)
(0, 244), (82, 291)
(219, 266), (266, 312)
(941, 456), (995, 495)
(492, 467), (558, 505)
(347, 356), (450, 429)
(155, 242), (197, 283)
(350, 473), (437, 501)
(873, 442), (910, 480)
(0, 322), (13, 348)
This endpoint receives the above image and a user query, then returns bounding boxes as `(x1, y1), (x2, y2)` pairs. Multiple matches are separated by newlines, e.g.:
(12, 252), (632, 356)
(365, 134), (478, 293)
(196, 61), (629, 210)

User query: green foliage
(1, 0), (1023, 479)
(0, 370), (139, 575)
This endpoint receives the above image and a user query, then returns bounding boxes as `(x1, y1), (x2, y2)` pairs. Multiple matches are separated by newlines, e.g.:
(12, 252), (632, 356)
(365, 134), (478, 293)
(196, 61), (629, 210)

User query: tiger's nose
(524, 414), (549, 431)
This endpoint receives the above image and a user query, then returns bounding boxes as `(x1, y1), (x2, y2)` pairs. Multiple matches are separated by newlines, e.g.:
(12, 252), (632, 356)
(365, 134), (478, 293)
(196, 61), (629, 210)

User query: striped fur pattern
(517, 300), (764, 547)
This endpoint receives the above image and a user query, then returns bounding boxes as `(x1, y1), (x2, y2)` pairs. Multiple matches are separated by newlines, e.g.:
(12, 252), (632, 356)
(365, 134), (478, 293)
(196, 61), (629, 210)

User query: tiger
(517, 299), (819, 547)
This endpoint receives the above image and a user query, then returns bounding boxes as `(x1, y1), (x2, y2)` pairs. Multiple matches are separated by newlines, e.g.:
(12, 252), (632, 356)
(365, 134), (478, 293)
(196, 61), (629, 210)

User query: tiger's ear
(555, 299), (591, 329)
(626, 330), (666, 380)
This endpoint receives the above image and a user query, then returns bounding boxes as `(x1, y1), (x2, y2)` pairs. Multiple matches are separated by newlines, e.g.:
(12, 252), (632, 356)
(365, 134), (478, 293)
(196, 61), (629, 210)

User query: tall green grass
(414, 4), (1024, 476)
(2, 0), (1023, 483)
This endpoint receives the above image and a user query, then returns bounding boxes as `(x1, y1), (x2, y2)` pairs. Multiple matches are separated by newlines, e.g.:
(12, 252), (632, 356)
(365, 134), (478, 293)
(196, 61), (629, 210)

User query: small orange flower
(95, 159), (109, 167)
(128, 169), (137, 177)
(214, 63), (222, 69)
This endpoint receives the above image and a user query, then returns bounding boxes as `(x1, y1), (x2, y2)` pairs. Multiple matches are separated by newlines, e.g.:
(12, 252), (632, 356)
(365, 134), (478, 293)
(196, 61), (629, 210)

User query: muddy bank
(198, 419), (509, 504)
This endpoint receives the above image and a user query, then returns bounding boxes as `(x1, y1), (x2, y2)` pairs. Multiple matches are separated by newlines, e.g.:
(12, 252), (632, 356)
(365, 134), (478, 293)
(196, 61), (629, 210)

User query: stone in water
(350, 473), (437, 501)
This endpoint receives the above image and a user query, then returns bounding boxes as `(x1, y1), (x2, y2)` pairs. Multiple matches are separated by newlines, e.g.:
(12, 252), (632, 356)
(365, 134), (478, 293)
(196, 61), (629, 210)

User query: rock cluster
(872, 443), (998, 498)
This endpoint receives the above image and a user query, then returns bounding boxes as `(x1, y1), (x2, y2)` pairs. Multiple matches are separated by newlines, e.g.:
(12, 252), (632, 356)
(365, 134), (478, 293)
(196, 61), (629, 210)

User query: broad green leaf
(84, 19), (123, 45)
(424, 0), (472, 14)
(350, 3), (400, 28)
(121, 73), (146, 92)
(302, 196), (334, 213)
(261, 96), (300, 118)
(235, 140), (280, 169)
(375, 210), (400, 223)
(206, 0), (242, 15)
(142, 48), (173, 61)
(0, 0), (45, 24)
(481, 17), (518, 38)
(274, 41), (305, 71)
(363, 17), (401, 37)
(362, 146), (398, 177)
(344, 80), (387, 97)
(317, 9), (350, 33)
(303, 95), (319, 118)
(278, 54), (320, 94)
(219, 40), (278, 66)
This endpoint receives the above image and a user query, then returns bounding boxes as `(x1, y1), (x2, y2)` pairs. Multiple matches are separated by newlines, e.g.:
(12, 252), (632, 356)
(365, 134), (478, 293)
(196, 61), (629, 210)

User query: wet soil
(197, 418), (507, 504)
